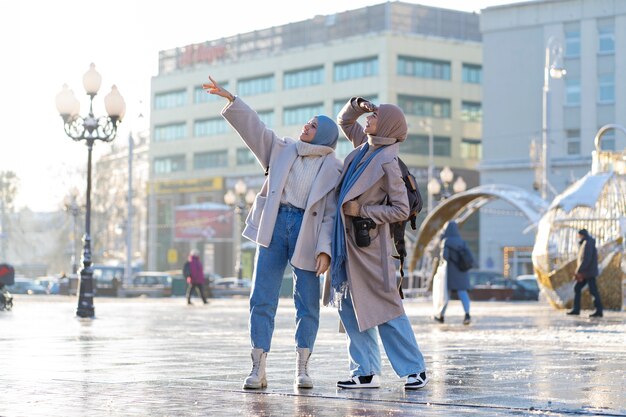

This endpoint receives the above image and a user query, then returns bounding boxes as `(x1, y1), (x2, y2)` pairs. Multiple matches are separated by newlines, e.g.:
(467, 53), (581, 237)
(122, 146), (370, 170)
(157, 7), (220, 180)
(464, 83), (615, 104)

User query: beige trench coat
(222, 98), (342, 272)
(335, 100), (409, 331)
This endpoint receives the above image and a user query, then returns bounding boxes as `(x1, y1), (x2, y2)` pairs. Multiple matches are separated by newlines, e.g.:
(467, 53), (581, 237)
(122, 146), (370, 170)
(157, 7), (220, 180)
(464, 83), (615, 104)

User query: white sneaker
(295, 348), (313, 389)
(404, 371), (429, 390)
(336, 374), (380, 389)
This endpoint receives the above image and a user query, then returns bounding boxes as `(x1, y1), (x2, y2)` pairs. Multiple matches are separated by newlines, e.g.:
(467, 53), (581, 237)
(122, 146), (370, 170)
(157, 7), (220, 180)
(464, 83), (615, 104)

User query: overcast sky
(0, 0), (523, 212)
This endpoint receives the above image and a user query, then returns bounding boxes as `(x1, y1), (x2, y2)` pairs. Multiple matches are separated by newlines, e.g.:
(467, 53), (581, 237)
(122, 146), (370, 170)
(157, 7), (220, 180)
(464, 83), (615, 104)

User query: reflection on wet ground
(0, 296), (624, 416)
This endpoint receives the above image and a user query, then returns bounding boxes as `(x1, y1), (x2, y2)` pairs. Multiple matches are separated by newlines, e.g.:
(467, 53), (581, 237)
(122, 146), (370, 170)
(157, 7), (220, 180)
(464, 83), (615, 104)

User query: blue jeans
(249, 205), (320, 352)
(338, 292), (426, 378)
(441, 289), (471, 316)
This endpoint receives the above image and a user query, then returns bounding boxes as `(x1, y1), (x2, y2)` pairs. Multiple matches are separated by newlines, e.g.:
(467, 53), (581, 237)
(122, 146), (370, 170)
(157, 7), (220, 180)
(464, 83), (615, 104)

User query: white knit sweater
(281, 141), (333, 209)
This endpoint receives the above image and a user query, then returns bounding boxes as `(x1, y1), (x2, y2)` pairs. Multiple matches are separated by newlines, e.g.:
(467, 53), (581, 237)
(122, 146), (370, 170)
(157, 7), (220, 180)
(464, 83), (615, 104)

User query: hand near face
(359, 100), (377, 113)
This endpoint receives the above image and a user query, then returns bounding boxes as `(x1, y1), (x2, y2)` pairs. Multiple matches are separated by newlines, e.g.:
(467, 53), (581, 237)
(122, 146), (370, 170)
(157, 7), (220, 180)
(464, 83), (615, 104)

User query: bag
(451, 245), (474, 272)
(182, 261), (191, 279)
(432, 260), (449, 317)
(390, 157), (423, 297)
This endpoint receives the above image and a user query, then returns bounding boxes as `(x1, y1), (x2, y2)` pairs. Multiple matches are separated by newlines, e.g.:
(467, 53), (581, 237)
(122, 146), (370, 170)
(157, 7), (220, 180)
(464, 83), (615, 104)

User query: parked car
(211, 277), (252, 298)
(513, 274), (540, 301)
(124, 272), (173, 298)
(8, 277), (48, 295)
(467, 270), (514, 301)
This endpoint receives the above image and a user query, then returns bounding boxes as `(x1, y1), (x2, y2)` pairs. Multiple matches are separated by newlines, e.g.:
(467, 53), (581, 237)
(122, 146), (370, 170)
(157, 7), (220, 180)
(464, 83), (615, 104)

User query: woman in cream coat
(203, 77), (342, 390)
(331, 97), (428, 390)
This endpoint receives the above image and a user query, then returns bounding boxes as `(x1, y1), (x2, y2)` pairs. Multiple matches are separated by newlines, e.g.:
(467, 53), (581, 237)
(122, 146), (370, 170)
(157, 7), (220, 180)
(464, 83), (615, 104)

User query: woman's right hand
(202, 76), (235, 102)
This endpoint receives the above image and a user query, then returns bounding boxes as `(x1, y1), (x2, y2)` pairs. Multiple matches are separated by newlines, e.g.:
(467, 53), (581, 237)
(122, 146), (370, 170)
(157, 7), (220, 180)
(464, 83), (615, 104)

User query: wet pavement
(1, 295), (624, 417)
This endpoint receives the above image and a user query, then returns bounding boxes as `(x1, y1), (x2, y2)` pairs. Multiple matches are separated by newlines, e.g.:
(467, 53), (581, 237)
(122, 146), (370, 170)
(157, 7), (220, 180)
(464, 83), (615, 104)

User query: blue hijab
(330, 144), (385, 295)
(311, 115), (338, 149)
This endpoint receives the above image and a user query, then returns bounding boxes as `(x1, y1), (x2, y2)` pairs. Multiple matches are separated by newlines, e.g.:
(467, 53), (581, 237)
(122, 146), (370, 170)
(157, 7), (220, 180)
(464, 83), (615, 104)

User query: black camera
(352, 217), (377, 247)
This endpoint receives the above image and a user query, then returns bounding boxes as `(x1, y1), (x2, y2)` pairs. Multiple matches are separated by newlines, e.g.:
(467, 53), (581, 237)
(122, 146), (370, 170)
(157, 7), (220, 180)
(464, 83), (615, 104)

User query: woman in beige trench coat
(330, 97), (428, 390)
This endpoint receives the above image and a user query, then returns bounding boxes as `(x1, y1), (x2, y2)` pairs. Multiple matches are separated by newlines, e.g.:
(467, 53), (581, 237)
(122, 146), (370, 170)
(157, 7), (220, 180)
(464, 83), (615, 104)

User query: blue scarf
(331, 143), (385, 296)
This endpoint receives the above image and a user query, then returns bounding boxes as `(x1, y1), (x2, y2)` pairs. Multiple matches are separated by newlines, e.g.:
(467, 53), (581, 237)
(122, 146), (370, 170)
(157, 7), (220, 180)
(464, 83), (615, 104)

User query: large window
(600, 130), (615, 151)
(566, 129), (580, 155)
(154, 155), (185, 174)
(194, 82), (229, 103)
(565, 28), (581, 58)
(401, 134), (451, 157)
(154, 90), (186, 109)
(565, 78), (580, 105)
(258, 110), (275, 128)
(461, 139), (482, 159)
(397, 56), (451, 80)
(334, 57), (379, 81)
(283, 103), (324, 126)
(598, 24), (615, 53)
(598, 74), (614, 103)
(238, 75), (275, 96)
(194, 118), (228, 137)
(193, 150), (228, 169)
(398, 95), (451, 119)
(461, 101), (482, 122)
(462, 64), (482, 84)
(284, 66), (324, 89)
(236, 148), (257, 165)
(154, 123), (186, 142)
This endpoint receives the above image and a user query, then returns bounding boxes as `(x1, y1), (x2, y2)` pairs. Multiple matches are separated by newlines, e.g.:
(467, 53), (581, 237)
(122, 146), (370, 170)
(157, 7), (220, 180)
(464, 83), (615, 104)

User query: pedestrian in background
(331, 97), (428, 390)
(184, 250), (208, 305)
(203, 76), (342, 390)
(567, 228), (603, 318)
(433, 220), (474, 325)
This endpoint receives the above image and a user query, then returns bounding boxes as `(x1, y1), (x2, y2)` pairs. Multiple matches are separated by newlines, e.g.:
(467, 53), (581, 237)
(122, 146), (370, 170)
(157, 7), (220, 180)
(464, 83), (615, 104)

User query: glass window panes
(194, 118), (228, 137)
(401, 134), (451, 156)
(194, 82), (229, 103)
(238, 75), (275, 96)
(565, 78), (580, 105)
(154, 90), (186, 109)
(598, 25), (615, 53)
(334, 57), (379, 81)
(598, 74), (614, 103)
(566, 129), (580, 155)
(462, 64), (482, 84)
(236, 148), (257, 165)
(154, 155), (185, 174)
(461, 101), (482, 122)
(600, 130), (615, 151)
(335, 141), (354, 159)
(461, 139), (482, 159)
(565, 29), (581, 58)
(257, 110), (275, 128)
(283, 103), (324, 126)
(284, 66), (324, 89)
(193, 150), (228, 169)
(397, 56), (451, 80)
(154, 123), (186, 142)
(398, 95), (451, 119)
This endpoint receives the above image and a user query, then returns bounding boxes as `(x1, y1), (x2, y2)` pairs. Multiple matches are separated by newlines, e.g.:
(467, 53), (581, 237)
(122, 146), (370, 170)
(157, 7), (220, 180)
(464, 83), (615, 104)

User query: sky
(0, 0), (523, 212)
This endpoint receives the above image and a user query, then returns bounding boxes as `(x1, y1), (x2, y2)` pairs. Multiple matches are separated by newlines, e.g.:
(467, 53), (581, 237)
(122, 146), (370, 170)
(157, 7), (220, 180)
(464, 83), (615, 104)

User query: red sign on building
(174, 203), (233, 241)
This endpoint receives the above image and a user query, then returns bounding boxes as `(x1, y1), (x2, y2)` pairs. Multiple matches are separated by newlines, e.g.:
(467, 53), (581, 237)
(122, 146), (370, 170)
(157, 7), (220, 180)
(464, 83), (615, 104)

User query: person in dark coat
(184, 250), (208, 305)
(433, 221), (473, 325)
(567, 229), (602, 318)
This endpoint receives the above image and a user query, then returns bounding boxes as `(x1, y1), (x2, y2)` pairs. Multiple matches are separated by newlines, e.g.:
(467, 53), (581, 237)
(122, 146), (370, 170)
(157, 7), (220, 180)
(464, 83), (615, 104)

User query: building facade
(480, 0), (626, 276)
(148, 1), (483, 275)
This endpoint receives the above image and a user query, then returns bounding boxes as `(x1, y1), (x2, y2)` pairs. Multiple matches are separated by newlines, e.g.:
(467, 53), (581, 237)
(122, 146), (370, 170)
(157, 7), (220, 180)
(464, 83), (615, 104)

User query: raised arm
(336, 97), (375, 148)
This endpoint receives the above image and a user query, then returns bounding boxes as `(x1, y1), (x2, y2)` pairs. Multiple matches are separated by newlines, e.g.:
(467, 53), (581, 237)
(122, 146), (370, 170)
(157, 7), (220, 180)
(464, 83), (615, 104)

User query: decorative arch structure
(408, 184), (548, 286)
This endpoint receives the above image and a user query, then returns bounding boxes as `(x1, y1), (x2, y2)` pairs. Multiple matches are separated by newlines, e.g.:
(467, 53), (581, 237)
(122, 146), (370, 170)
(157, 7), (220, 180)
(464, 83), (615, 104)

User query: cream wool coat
(336, 99), (410, 331)
(221, 98), (342, 272)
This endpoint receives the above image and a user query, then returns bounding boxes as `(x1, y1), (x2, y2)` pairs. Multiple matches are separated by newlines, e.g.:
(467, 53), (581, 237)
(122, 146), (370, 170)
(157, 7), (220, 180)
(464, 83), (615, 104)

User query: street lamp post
(541, 36), (566, 200)
(427, 166), (467, 206)
(55, 63), (126, 318)
(224, 180), (255, 280)
(63, 189), (81, 274)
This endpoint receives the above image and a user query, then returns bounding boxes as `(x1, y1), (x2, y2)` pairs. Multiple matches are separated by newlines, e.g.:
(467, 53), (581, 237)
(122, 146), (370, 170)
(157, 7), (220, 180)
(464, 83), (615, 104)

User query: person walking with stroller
(567, 228), (603, 318)
(202, 76), (342, 389)
(331, 97), (428, 390)
(184, 250), (208, 305)
(432, 220), (474, 325)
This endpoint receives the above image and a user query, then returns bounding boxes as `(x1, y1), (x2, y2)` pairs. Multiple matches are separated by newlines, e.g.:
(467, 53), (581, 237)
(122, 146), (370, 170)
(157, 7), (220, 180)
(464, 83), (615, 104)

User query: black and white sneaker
(337, 374), (380, 389)
(405, 372), (429, 390)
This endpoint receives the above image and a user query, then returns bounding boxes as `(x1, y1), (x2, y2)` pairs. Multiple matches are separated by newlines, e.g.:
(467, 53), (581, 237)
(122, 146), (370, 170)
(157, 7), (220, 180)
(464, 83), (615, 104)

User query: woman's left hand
(343, 201), (361, 217)
(316, 253), (331, 275)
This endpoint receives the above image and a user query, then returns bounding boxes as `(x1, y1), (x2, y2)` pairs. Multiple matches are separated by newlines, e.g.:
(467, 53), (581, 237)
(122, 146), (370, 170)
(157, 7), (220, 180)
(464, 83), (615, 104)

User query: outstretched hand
(202, 76), (235, 102)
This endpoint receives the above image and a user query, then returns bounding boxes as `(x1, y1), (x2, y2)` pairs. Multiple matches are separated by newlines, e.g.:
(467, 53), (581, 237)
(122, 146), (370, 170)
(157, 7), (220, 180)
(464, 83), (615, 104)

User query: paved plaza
(1, 295), (624, 417)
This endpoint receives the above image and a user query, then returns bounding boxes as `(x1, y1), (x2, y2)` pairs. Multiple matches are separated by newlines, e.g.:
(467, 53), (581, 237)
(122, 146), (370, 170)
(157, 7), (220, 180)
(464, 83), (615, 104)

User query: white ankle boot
(243, 348), (267, 389)
(295, 347), (313, 388)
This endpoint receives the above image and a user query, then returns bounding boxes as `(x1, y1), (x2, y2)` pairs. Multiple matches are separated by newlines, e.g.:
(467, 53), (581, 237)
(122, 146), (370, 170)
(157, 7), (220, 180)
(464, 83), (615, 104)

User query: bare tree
(0, 171), (20, 260)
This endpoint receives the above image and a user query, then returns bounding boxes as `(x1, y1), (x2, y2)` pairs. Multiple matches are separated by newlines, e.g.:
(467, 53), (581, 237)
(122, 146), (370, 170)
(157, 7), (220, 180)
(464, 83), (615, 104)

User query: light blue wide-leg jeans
(249, 205), (320, 352)
(339, 292), (426, 377)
